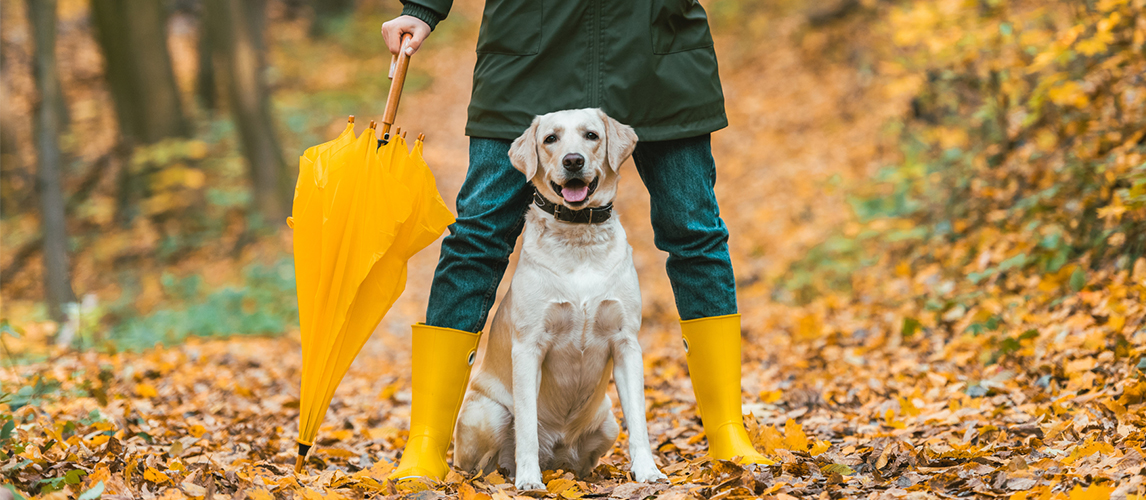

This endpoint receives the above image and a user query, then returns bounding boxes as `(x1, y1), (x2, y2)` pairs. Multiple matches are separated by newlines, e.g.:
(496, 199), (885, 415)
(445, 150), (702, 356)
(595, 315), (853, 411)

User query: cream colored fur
(454, 109), (667, 490)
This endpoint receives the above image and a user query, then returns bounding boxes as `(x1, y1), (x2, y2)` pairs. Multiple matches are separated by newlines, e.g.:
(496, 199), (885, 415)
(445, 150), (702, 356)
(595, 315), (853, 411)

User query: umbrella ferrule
(295, 442), (312, 473)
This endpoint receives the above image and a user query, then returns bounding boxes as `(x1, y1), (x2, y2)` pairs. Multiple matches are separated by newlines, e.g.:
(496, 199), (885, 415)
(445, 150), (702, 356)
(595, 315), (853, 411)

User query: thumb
(404, 26), (430, 56)
(404, 36), (423, 56)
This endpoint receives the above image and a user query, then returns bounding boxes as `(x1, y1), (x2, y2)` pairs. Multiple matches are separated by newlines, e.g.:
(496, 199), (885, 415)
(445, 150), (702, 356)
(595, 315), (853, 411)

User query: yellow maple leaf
(810, 440), (832, 456)
(136, 383), (159, 398)
(760, 389), (783, 404)
(783, 419), (809, 451)
(1068, 484), (1114, 500)
(546, 477), (577, 494)
(246, 489), (274, 500)
(324, 490), (350, 500)
(796, 314), (822, 341)
(485, 470), (507, 486)
(1048, 81), (1089, 108)
(459, 483), (493, 500)
(758, 425), (784, 455)
(143, 466), (169, 484)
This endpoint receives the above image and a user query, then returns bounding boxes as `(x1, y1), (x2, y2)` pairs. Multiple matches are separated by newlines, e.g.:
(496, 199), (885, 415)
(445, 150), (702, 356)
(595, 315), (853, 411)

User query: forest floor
(4, 1), (1145, 499)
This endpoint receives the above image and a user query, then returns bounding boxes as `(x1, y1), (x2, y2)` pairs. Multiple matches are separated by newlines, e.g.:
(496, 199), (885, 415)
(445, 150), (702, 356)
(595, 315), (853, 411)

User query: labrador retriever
(453, 109), (667, 490)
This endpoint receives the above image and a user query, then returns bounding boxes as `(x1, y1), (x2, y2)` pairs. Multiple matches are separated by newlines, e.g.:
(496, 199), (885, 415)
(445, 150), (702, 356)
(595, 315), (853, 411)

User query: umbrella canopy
(291, 116), (454, 471)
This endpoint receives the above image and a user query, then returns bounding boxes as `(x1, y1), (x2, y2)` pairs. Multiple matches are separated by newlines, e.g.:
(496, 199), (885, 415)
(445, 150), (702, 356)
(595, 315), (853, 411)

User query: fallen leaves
(3, 0), (1146, 499)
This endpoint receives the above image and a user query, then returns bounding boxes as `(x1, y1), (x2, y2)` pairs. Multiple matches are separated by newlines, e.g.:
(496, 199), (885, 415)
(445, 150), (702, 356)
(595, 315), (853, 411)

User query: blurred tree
(204, 0), (291, 222)
(91, 0), (189, 145)
(26, 0), (77, 323)
(196, 11), (218, 111)
(310, 0), (355, 38)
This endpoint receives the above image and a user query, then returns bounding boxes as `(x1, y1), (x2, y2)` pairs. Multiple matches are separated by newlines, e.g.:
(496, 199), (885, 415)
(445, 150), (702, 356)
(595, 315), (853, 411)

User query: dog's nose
(562, 153), (585, 171)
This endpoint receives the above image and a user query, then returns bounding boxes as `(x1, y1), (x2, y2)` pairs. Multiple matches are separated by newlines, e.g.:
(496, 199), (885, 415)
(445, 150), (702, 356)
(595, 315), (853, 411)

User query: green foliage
(785, 0), (1146, 306)
(78, 481), (105, 500)
(6, 376), (61, 412)
(106, 259), (298, 350)
(0, 401), (28, 461)
(38, 469), (85, 495)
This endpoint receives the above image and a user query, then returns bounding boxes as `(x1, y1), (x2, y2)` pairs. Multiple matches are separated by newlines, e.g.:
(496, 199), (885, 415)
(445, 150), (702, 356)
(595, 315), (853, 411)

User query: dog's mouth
(551, 177), (599, 205)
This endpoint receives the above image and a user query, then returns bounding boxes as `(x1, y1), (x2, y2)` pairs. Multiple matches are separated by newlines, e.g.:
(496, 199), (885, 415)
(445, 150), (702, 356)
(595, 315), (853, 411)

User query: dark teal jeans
(425, 134), (736, 332)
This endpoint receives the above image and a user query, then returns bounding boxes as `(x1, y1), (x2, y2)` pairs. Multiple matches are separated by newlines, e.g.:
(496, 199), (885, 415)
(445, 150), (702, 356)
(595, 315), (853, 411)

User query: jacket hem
(465, 111), (727, 142)
(630, 112), (728, 142)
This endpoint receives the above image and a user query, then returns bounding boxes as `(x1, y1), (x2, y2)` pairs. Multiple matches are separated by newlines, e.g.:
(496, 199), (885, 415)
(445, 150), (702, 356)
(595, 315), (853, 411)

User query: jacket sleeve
(400, 0), (451, 31)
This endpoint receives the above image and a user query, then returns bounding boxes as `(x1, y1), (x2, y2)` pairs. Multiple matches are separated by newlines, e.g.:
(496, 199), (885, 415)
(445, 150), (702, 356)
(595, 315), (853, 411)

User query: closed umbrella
(291, 35), (452, 473)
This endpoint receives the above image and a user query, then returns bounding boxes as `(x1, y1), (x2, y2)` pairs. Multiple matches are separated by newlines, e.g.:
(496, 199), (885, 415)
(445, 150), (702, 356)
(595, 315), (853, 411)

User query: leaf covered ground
(3, 0), (1146, 499)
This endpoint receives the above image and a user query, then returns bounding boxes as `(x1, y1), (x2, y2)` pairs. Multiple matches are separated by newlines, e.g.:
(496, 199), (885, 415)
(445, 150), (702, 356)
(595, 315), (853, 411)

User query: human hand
(381, 15), (431, 57)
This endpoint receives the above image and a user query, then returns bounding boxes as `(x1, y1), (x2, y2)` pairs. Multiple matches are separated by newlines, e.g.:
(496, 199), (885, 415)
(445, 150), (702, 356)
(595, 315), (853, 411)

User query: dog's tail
(475, 448), (499, 475)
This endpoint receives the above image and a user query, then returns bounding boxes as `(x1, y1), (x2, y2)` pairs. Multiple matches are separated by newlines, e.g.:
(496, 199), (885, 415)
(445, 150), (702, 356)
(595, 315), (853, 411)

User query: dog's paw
(514, 470), (546, 491)
(631, 462), (668, 483)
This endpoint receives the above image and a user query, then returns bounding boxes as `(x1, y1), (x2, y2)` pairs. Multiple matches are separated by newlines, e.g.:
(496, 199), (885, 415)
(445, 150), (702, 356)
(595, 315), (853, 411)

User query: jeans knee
(653, 216), (729, 258)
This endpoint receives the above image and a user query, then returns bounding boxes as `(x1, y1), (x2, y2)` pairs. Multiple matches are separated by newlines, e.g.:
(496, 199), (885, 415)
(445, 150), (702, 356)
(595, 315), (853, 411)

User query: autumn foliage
(2, 0), (1146, 499)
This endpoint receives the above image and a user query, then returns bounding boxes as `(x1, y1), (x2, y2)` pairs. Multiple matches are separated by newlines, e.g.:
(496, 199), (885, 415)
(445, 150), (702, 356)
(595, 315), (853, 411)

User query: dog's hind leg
(454, 391), (513, 475)
(573, 395), (620, 478)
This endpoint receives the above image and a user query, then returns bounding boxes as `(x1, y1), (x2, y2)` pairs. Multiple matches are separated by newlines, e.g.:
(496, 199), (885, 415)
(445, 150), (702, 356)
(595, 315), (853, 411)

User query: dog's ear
(600, 110), (638, 172)
(509, 116), (541, 180)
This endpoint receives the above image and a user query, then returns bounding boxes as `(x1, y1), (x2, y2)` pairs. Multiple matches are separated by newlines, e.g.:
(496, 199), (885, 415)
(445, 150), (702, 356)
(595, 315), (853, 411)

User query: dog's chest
(519, 220), (634, 290)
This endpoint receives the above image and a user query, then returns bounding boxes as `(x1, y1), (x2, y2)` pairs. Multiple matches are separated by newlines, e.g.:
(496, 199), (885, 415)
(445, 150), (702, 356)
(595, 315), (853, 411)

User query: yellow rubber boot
(389, 323), (481, 481)
(681, 314), (775, 465)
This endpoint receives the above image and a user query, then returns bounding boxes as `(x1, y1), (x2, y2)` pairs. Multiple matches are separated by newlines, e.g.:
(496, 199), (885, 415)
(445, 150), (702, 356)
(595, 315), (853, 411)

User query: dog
(453, 109), (668, 490)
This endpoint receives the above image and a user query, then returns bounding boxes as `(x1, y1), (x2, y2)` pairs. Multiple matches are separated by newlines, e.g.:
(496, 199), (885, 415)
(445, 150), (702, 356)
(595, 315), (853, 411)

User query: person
(380, 0), (772, 481)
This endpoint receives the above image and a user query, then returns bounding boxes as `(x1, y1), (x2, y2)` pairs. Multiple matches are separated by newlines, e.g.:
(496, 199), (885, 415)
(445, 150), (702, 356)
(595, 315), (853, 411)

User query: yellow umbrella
(292, 35), (453, 472)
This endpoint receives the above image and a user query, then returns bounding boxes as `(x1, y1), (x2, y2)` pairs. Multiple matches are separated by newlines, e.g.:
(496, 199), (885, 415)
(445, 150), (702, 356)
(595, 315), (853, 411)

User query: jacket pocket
(650, 0), (714, 55)
(476, 0), (542, 55)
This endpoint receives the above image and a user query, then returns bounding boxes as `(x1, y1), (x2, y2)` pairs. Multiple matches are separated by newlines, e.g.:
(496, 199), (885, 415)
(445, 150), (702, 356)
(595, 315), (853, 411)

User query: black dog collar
(533, 190), (612, 224)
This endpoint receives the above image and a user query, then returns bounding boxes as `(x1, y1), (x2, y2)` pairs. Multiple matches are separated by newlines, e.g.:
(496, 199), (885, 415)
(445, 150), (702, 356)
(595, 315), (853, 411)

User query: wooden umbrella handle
(381, 33), (413, 138)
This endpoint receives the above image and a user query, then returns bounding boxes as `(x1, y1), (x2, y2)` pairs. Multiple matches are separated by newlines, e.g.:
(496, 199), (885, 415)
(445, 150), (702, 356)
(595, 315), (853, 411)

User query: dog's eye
(585, 131), (599, 141)
(543, 134), (558, 144)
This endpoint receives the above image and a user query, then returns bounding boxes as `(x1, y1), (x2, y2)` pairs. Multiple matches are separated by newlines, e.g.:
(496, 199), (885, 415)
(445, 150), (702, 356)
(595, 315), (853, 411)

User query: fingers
(380, 15), (432, 57)
(380, 22), (401, 55)
(404, 25), (429, 55)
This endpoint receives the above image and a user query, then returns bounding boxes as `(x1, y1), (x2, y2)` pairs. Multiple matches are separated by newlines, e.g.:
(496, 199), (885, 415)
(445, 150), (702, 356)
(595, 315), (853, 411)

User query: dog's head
(509, 108), (638, 210)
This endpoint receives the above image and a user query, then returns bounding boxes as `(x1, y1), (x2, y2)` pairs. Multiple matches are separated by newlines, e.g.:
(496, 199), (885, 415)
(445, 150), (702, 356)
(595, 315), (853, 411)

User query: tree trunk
(196, 6), (218, 111)
(91, 0), (189, 145)
(26, 0), (76, 323)
(205, 0), (290, 223)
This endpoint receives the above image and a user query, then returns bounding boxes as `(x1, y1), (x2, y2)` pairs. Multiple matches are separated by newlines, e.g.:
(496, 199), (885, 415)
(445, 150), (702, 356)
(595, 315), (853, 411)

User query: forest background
(1, 0), (1144, 498)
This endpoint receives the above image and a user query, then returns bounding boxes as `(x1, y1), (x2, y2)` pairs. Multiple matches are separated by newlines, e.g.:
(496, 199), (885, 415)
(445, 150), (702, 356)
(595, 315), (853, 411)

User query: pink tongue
(562, 184), (589, 202)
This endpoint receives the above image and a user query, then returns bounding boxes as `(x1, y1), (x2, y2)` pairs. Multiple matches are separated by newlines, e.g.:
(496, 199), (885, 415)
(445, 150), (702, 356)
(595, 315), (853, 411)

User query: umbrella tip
(402, 131), (408, 139)
(418, 133), (425, 142)
(395, 126), (402, 136)
(347, 115), (355, 124)
(295, 442), (312, 474)
(368, 120), (377, 129)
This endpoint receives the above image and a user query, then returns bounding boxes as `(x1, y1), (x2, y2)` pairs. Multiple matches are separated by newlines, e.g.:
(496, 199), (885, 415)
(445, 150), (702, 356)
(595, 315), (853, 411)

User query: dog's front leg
(612, 337), (668, 483)
(512, 337), (546, 491)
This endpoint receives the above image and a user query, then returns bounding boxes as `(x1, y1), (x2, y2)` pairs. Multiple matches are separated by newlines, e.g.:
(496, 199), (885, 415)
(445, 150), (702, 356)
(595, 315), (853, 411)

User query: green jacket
(401, 0), (727, 141)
